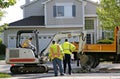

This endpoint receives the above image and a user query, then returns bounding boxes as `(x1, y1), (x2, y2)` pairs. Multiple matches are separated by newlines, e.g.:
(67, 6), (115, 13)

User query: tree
(97, 0), (120, 30)
(0, 0), (16, 32)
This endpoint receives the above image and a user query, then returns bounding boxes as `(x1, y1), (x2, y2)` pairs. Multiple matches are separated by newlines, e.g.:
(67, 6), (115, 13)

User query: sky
(0, 0), (99, 25)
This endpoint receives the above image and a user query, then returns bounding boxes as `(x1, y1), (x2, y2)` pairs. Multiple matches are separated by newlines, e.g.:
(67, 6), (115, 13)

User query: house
(4, 0), (101, 51)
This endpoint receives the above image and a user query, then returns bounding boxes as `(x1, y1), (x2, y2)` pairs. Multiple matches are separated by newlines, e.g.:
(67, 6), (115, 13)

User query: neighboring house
(4, 0), (101, 51)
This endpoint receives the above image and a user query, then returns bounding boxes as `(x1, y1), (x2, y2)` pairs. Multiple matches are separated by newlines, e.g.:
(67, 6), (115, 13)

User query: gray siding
(23, 0), (45, 18)
(85, 1), (97, 15)
(46, 0), (83, 26)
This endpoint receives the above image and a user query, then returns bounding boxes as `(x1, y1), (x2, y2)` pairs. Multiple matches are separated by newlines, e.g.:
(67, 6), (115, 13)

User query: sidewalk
(0, 60), (6, 65)
(39, 76), (120, 79)
(4, 75), (120, 79)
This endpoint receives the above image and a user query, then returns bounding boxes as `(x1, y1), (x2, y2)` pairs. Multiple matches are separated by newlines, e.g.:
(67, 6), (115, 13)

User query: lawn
(0, 73), (11, 78)
(0, 55), (11, 78)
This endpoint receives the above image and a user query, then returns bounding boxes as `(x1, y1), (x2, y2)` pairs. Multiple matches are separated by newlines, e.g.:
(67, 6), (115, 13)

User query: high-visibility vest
(62, 42), (76, 54)
(49, 44), (64, 60)
(22, 39), (31, 48)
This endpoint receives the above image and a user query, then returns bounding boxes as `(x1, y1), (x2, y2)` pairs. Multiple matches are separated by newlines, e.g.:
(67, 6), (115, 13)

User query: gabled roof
(42, 0), (82, 4)
(21, 0), (38, 9)
(21, 0), (98, 8)
(21, 0), (47, 9)
(9, 16), (45, 26)
(42, 0), (98, 5)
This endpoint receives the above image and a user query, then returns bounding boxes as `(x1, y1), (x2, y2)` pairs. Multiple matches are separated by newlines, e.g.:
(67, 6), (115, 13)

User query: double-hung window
(85, 20), (94, 30)
(53, 3), (76, 18)
(56, 6), (64, 17)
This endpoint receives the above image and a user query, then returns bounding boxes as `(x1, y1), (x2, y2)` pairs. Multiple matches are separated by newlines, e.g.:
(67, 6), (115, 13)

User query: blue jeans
(52, 58), (64, 76)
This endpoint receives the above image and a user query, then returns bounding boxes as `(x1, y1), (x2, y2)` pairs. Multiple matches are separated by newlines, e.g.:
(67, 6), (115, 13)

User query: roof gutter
(8, 26), (45, 29)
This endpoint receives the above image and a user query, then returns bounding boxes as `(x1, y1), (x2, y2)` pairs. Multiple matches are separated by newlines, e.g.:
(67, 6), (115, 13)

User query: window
(53, 3), (76, 18)
(86, 34), (91, 44)
(85, 20), (94, 30)
(56, 6), (64, 17)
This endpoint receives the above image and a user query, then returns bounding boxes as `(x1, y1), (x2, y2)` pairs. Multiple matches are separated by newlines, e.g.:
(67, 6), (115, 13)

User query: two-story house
(4, 0), (101, 51)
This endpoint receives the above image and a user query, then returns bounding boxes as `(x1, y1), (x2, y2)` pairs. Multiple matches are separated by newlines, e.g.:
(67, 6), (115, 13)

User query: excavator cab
(16, 30), (39, 57)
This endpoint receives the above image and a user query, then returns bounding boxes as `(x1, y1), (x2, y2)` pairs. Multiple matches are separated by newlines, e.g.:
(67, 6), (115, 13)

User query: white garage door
(8, 35), (16, 48)
(38, 35), (53, 52)
(8, 35), (31, 48)
(8, 34), (79, 51)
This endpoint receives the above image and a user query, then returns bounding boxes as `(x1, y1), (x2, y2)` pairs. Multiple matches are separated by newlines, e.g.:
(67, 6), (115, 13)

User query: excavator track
(10, 64), (49, 74)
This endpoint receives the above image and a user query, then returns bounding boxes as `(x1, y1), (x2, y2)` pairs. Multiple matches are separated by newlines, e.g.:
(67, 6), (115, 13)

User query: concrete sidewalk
(39, 76), (120, 79)
(0, 60), (6, 65)
(4, 75), (120, 79)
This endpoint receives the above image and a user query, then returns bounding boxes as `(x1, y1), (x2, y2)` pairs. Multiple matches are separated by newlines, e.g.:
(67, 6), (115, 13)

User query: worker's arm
(59, 45), (64, 57)
(70, 43), (76, 52)
(28, 41), (36, 49)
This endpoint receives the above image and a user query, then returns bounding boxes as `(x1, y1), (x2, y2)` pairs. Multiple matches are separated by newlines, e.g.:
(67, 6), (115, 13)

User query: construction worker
(71, 41), (79, 61)
(22, 37), (36, 56)
(62, 39), (76, 75)
(49, 41), (64, 76)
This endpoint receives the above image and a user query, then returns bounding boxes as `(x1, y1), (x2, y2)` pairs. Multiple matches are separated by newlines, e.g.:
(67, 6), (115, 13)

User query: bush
(0, 44), (6, 55)
(97, 39), (113, 44)
(0, 38), (2, 44)
(109, 38), (114, 41)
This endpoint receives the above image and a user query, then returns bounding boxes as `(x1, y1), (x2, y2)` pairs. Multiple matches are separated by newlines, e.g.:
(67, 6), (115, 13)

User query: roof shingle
(9, 16), (44, 26)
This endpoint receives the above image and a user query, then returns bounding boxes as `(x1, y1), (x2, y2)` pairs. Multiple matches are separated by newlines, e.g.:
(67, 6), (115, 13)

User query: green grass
(0, 55), (5, 60)
(0, 73), (11, 78)
(0, 55), (11, 78)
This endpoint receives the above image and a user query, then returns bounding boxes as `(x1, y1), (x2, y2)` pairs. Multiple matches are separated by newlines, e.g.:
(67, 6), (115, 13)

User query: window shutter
(53, 6), (56, 17)
(72, 5), (76, 17)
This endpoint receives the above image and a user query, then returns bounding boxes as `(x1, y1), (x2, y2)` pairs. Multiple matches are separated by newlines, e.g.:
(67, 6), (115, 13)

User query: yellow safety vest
(62, 42), (76, 54)
(22, 39), (31, 48)
(49, 44), (64, 60)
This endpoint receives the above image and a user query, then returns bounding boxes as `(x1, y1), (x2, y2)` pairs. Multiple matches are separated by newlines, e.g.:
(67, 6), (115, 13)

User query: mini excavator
(6, 29), (86, 74)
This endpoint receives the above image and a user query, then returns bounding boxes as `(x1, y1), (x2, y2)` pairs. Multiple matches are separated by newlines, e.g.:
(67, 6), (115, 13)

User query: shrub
(0, 44), (6, 55)
(97, 39), (113, 44)
(0, 38), (2, 44)
(109, 38), (114, 41)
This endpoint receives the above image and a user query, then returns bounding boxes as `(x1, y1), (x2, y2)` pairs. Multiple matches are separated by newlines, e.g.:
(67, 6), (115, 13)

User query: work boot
(60, 73), (64, 76)
(54, 74), (58, 76)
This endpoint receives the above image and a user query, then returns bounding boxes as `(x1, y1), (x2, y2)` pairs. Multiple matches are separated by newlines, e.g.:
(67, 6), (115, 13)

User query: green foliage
(0, 73), (11, 78)
(0, 38), (2, 44)
(108, 37), (114, 41)
(97, 0), (120, 30)
(0, 0), (16, 32)
(97, 39), (113, 44)
(0, 0), (16, 8)
(0, 23), (8, 32)
(0, 54), (5, 60)
(0, 43), (6, 55)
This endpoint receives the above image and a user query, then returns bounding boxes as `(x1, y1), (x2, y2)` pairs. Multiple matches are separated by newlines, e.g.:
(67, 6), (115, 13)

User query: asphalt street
(1, 60), (120, 79)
